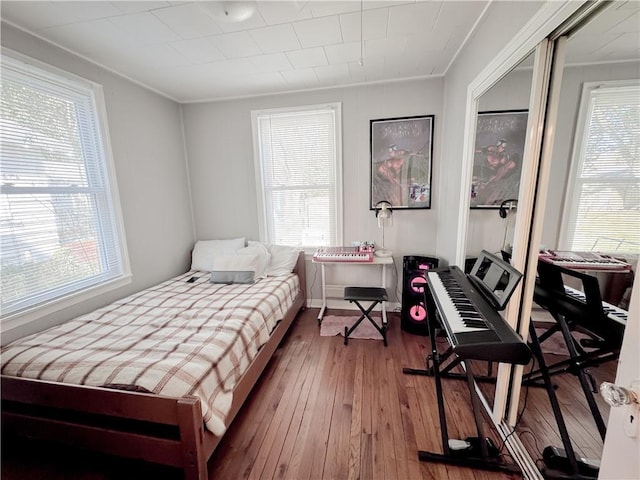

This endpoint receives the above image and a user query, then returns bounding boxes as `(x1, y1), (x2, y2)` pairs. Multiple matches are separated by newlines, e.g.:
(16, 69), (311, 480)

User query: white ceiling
(0, 0), (491, 102)
(1, 1), (639, 103)
(565, 0), (640, 64)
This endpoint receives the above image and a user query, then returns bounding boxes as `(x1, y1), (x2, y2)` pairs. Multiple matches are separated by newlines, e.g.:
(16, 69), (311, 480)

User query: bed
(1, 250), (307, 480)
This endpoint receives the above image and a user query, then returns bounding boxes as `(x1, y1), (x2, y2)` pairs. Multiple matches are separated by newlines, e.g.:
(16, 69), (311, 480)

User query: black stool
(344, 286), (388, 346)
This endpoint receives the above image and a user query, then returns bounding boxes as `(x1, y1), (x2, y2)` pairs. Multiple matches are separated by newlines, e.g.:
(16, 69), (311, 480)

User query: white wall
(1, 23), (195, 342)
(437, 1), (545, 264)
(182, 78), (444, 304)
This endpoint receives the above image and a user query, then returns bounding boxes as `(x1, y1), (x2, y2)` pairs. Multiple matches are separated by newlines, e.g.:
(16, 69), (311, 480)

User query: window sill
(1, 274), (133, 341)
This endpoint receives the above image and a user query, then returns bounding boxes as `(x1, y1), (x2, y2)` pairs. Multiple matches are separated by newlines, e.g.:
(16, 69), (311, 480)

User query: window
(251, 103), (342, 248)
(561, 81), (640, 254)
(1, 52), (129, 320)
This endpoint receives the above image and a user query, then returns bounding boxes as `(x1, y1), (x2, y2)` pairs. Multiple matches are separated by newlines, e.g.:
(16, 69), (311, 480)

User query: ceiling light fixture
(202, 1), (257, 23)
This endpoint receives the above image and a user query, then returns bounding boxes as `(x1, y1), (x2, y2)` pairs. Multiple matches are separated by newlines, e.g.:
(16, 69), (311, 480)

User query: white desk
(312, 256), (394, 325)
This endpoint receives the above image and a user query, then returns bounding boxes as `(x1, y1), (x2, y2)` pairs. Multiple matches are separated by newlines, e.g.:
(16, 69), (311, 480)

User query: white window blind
(1, 53), (127, 319)
(562, 82), (640, 254)
(252, 104), (342, 247)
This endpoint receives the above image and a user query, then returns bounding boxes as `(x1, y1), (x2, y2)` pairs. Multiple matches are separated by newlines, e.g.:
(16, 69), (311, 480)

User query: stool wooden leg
(344, 326), (348, 345)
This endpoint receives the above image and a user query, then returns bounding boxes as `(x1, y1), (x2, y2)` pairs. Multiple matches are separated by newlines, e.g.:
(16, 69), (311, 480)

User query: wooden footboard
(2, 377), (208, 478)
(1, 252), (307, 479)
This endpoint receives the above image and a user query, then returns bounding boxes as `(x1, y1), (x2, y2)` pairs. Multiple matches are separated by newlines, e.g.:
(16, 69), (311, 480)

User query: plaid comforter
(1, 272), (301, 435)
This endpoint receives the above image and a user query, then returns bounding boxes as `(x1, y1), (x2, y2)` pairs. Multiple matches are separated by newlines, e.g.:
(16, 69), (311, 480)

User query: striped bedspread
(1, 272), (301, 435)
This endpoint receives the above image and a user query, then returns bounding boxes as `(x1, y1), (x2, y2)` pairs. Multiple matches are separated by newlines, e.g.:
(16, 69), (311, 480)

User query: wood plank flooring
(2, 307), (613, 479)
(514, 325), (614, 464)
(207, 309), (517, 480)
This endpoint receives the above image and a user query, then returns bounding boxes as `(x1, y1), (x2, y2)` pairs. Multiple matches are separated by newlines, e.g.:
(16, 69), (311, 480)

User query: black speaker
(401, 255), (439, 335)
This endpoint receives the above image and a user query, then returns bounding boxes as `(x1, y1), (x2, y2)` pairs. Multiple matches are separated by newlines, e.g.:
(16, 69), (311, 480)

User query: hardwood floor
(515, 326), (614, 465)
(2, 308), (612, 479)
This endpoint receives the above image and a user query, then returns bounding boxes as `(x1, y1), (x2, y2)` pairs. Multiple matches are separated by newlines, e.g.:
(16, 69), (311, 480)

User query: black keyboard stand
(523, 317), (619, 401)
(527, 322), (598, 479)
(403, 308), (521, 475)
(530, 263), (626, 444)
(526, 308), (608, 441)
(403, 346), (497, 384)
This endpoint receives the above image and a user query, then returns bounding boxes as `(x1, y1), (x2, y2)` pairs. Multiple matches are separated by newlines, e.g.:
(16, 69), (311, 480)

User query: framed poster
(471, 110), (528, 208)
(370, 115), (434, 209)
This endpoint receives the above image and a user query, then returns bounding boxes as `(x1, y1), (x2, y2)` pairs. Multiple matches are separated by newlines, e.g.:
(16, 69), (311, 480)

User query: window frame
(559, 79), (640, 253)
(1, 48), (131, 330)
(251, 102), (343, 251)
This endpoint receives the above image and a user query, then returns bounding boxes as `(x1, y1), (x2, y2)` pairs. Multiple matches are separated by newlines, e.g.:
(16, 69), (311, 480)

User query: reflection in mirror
(516, 2), (640, 475)
(465, 51), (535, 266)
(462, 50), (536, 410)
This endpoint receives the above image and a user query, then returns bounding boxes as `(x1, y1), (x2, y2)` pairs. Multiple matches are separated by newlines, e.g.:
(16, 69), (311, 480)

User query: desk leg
(381, 264), (388, 327)
(318, 263), (327, 324)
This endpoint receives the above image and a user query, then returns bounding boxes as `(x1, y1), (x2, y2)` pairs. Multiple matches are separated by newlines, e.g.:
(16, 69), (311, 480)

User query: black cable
(391, 256), (401, 305)
(518, 428), (545, 465)
(495, 355), (537, 463)
(309, 260), (318, 302)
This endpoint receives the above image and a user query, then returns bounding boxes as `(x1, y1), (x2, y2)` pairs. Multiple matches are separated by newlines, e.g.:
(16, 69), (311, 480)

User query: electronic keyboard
(313, 247), (373, 263)
(564, 285), (627, 326)
(535, 260), (627, 347)
(410, 257), (530, 476)
(539, 250), (631, 271)
(427, 266), (530, 365)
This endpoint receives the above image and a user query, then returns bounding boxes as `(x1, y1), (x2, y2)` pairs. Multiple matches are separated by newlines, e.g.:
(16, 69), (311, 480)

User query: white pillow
(210, 254), (258, 284)
(242, 242), (271, 279)
(266, 244), (301, 276)
(191, 238), (246, 272)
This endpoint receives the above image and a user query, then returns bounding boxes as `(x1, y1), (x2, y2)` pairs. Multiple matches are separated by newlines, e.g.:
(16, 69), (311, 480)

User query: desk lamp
(374, 200), (393, 258)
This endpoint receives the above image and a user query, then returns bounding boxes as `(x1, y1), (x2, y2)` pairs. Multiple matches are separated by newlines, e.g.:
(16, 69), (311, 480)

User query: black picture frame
(470, 109), (528, 208)
(370, 115), (434, 210)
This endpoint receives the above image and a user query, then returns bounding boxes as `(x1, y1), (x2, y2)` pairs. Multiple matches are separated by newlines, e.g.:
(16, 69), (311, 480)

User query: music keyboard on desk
(539, 250), (632, 272)
(427, 266), (530, 365)
(313, 247), (373, 263)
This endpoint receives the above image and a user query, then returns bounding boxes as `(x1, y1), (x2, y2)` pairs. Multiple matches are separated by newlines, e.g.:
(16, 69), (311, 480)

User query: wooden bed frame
(1, 252), (307, 480)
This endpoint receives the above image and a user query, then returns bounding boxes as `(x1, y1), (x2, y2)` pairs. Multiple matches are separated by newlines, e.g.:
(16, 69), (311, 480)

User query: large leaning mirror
(515, 2), (639, 473)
